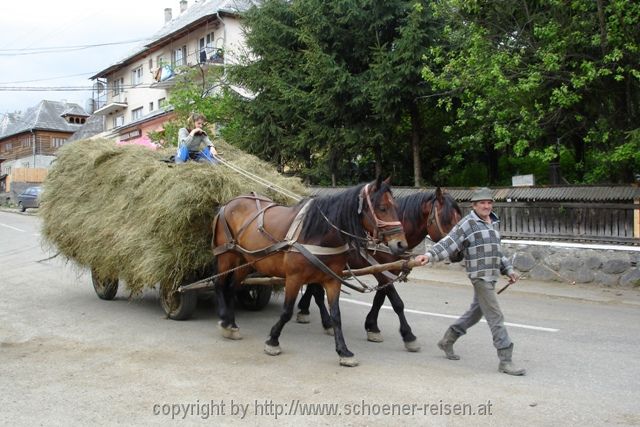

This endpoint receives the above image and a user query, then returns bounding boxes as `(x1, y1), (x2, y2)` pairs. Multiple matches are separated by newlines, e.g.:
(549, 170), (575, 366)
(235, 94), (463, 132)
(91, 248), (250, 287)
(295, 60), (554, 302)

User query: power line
(0, 72), (97, 85)
(0, 84), (161, 92)
(0, 38), (151, 56)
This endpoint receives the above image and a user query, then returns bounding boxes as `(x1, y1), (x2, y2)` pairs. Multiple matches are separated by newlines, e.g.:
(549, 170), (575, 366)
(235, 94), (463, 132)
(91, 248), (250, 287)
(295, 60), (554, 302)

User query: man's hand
(414, 254), (430, 266)
(507, 272), (520, 284)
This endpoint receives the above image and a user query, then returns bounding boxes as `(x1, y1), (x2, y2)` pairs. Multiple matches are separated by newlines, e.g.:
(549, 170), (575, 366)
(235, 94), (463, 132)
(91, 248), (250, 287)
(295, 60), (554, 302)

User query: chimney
(180, 0), (188, 13)
(164, 8), (172, 23)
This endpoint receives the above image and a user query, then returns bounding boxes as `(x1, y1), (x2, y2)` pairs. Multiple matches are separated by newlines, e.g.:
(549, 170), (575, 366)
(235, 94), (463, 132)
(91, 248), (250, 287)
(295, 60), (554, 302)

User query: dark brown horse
(296, 188), (462, 351)
(212, 177), (407, 366)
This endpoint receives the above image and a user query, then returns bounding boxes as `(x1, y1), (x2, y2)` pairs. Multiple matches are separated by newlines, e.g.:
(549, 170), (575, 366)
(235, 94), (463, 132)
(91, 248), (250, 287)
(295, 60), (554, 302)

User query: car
(16, 186), (42, 212)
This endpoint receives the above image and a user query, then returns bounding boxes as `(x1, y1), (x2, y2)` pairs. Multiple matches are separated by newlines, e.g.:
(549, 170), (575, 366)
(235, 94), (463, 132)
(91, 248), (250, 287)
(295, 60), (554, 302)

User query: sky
(0, 0), (188, 116)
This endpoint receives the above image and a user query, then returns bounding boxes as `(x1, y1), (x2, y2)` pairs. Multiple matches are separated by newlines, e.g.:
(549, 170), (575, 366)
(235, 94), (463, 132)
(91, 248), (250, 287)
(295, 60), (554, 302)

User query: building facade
(90, 0), (255, 144)
(0, 100), (88, 175)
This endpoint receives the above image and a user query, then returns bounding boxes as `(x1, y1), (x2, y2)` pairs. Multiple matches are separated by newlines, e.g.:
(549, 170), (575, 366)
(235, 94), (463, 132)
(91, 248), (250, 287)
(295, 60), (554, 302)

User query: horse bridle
(358, 183), (403, 243)
(427, 200), (446, 240)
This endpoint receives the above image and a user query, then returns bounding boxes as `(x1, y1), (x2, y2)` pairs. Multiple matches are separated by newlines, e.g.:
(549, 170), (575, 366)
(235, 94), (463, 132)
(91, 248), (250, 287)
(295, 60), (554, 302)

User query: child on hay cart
(176, 112), (220, 164)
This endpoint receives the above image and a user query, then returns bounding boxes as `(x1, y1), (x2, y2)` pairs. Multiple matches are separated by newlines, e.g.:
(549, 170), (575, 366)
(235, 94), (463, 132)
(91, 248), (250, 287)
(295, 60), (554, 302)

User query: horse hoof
(324, 328), (334, 336)
(339, 357), (359, 367)
(296, 313), (310, 324)
(264, 344), (282, 356)
(404, 340), (421, 352)
(218, 321), (242, 340)
(367, 331), (384, 343)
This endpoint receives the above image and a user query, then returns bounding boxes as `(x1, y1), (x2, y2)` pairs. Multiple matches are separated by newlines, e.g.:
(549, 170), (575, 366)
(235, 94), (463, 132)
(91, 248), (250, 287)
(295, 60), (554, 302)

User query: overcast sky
(0, 0), (187, 116)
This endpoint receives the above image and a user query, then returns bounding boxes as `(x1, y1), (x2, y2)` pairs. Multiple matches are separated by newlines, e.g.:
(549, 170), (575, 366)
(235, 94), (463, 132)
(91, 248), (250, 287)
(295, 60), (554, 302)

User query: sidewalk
(0, 206), (37, 215)
(409, 264), (640, 307)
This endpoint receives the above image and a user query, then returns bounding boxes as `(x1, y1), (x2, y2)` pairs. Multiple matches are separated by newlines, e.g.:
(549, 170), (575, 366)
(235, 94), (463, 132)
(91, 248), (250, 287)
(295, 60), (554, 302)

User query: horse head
(424, 187), (462, 244)
(359, 176), (408, 255)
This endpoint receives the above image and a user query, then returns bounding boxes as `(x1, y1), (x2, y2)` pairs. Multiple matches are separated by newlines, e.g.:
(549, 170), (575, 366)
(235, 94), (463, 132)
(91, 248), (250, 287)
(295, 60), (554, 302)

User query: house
(0, 100), (89, 174)
(90, 0), (257, 144)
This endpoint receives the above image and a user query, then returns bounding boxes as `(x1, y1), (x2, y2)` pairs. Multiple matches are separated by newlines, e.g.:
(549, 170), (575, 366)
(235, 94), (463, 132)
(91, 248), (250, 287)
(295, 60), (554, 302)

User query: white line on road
(0, 222), (25, 232)
(341, 298), (559, 333)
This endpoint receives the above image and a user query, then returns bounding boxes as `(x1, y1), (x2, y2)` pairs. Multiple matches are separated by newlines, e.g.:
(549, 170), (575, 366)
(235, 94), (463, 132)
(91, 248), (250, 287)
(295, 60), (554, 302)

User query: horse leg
(325, 281), (358, 367)
(264, 281), (300, 356)
(386, 285), (420, 352)
(311, 285), (333, 334)
(295, 284), (314, 323)
(214, 255), (242, 340)
(364, 288), (387, 343)
(215, 274), (242, 340)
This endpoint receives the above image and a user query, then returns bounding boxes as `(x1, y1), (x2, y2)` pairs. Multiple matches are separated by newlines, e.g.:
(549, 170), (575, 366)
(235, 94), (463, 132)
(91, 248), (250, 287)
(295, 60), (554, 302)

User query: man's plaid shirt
(426, 209), (514, 282)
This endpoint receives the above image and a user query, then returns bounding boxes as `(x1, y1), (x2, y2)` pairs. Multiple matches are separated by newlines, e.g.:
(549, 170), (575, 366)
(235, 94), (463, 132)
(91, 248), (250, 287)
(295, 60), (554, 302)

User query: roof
(309, 185), (640, 202)
(91, 0), (259, 79)
(67, 114), (106, 142)
(0, 100), (88, 140)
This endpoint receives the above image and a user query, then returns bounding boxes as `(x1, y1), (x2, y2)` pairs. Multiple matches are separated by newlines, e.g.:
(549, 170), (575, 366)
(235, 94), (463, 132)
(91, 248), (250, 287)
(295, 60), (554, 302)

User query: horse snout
(389, 238), (408, 255)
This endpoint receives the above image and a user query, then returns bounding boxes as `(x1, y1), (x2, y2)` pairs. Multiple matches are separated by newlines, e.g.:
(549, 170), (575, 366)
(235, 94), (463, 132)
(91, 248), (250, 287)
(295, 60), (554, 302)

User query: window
(149, 102), (154, 111)
(132, 66), (143, 86)
(22, 136), (32, 148)
(158, 98), (167, 108)
(53, 137), (67, 148)
(148, 58), (153, 70)
(131, 107), (143, 121)
(199, 32), (220, 63)
(173, 45), (187, 67)
(5, 142), (12, 152)
(112, 77), (124, 95)
(113, 115), (124, 127)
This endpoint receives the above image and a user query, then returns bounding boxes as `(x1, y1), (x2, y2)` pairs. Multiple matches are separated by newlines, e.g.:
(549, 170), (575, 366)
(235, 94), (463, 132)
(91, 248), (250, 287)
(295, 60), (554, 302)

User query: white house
(90, 0), (257, 143)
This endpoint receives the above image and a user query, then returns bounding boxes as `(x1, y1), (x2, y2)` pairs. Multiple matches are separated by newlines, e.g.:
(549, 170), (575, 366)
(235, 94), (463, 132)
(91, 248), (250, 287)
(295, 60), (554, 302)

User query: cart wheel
(91, 270), (118, 300)
(236, 285), (273, 310)
(160, 283), (198, 320)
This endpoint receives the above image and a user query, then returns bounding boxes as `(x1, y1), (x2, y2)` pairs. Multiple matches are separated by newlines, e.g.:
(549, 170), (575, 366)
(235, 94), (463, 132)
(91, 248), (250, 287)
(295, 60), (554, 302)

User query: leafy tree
(424, 0), (640, 184)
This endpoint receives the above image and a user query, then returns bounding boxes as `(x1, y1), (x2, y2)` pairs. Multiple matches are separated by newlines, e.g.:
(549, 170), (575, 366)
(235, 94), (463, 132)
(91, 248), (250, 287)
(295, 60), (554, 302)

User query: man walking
(415, 187), (526, 376)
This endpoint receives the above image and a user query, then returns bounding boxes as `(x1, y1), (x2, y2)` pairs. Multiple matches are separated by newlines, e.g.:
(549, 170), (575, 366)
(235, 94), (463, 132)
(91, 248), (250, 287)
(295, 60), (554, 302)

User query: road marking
(341, 298), (559, 333)
(0, 222), (25, 232)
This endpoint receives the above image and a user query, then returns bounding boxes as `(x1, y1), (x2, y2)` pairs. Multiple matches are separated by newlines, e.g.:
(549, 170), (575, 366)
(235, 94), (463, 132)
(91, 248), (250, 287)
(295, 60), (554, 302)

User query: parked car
(17, 186), (42, 212)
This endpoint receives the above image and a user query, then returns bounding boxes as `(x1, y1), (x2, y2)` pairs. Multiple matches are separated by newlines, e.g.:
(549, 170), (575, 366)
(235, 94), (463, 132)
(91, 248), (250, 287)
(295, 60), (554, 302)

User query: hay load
(41, 138), (306, 295)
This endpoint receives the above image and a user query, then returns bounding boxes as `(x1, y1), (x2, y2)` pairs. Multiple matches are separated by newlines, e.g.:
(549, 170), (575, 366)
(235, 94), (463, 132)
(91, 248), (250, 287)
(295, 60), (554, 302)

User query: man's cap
(470, 187), (494, 202)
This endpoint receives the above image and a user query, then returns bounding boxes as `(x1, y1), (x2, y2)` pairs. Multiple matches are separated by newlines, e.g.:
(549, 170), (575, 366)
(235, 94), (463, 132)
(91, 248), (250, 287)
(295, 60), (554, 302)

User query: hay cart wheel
(91, 270), (119, 300)
(160, 284), (198, 320)
(236, 285), (273, 311)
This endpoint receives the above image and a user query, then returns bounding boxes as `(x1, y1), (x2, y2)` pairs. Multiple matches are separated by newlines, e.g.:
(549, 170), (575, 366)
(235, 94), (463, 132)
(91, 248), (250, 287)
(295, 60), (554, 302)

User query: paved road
(1, 210), (639, 426)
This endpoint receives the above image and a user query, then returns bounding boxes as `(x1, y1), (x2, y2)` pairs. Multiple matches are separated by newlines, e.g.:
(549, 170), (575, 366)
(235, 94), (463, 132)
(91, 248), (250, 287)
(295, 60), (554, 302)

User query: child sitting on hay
(176, 113), (219, 164)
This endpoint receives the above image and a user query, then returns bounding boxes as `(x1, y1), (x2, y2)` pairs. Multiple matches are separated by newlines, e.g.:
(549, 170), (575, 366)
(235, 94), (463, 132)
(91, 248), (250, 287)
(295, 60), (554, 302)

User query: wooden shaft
(240, 258), (420, 286)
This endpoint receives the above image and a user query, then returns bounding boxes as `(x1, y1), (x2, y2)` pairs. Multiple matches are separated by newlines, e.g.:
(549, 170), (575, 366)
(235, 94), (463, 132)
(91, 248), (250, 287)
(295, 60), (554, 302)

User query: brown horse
(296, 188), (462, 351)
(212, 177), (407, 366)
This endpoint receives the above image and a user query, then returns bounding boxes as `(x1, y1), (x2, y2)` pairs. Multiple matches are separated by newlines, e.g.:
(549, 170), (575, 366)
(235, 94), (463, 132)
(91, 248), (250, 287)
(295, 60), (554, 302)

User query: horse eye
(378, 205), (387, 212)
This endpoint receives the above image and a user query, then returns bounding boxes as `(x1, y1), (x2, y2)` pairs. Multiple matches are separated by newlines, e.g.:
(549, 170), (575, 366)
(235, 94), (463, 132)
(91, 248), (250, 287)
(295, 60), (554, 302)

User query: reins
(213, 154), (303, 203)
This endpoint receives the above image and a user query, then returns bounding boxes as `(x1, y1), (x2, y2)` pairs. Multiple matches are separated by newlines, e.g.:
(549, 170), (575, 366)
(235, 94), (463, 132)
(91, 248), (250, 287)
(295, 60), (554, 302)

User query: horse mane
(300, 182), (392, 247)
(397, 191), (461, 228)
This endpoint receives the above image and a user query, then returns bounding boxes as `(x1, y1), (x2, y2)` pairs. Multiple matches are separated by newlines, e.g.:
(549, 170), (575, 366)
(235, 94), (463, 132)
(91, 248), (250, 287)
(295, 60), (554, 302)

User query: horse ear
(383, 176), (392, 185)
(373, 175), (383, 191)
(436, 186), (444, 204)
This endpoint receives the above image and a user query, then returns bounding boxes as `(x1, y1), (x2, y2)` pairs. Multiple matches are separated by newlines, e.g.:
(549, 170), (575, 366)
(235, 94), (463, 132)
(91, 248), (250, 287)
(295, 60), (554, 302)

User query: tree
(423, 0), (640, 184)
(224, 0), (448, 186)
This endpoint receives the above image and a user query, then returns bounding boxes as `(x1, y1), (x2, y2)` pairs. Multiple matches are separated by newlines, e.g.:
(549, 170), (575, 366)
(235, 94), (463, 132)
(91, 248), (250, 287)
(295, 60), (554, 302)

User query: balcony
(93, 93), (127, 116)
(150, 65), (177, 89)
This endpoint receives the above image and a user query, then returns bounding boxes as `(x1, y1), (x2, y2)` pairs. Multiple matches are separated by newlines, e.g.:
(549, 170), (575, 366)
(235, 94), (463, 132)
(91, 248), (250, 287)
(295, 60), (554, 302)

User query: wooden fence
(4, 168), (48, 192)
(460, 202), (640, 245)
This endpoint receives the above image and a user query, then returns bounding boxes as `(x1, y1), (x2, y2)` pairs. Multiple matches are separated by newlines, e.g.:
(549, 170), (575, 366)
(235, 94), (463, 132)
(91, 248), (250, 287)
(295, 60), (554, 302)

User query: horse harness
(427, 199), (447, 239)
(211, 186), (403, 292)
